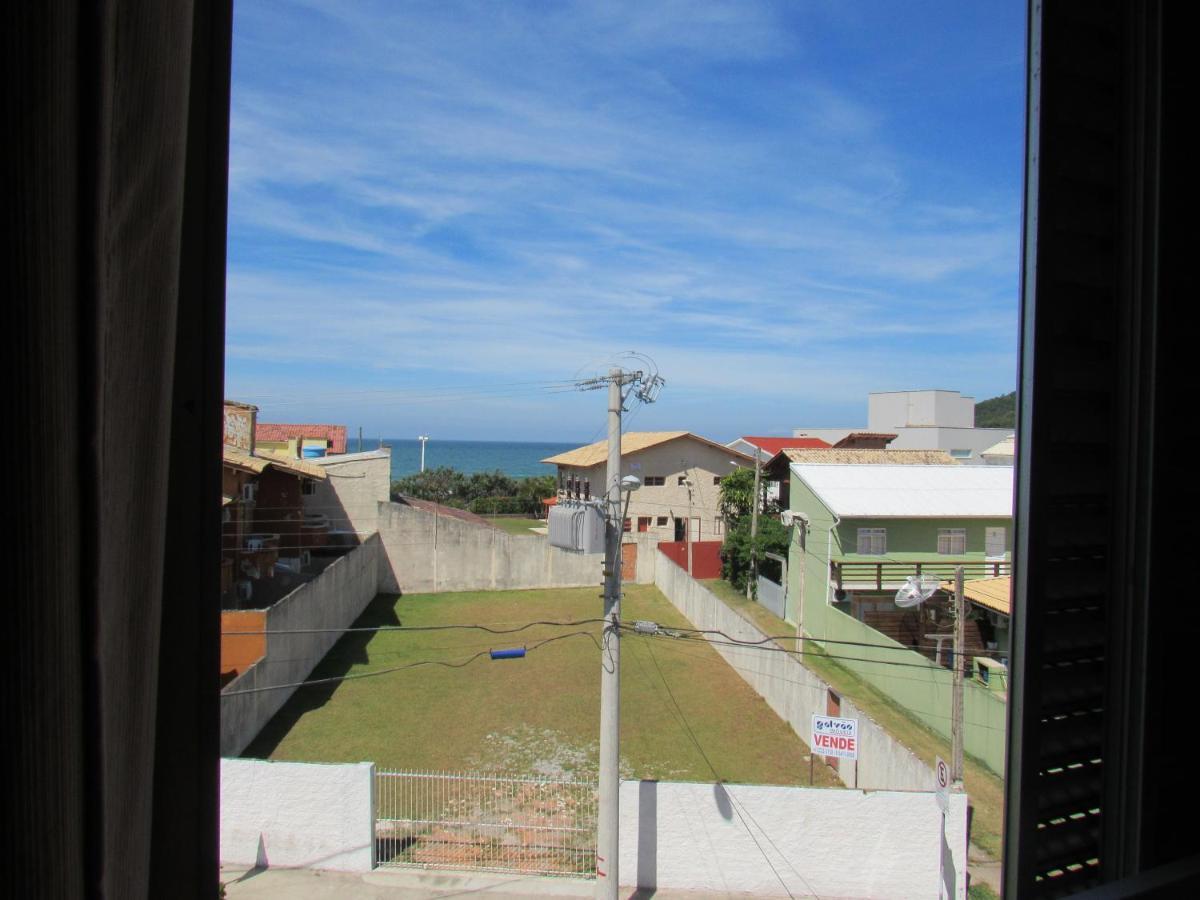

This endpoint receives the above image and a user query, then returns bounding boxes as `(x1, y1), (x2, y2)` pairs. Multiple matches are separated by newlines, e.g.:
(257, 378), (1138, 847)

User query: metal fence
(374, 769), (598, 877)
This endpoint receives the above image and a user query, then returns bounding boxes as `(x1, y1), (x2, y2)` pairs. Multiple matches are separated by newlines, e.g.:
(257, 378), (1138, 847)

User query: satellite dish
(895, 574), (941, 608)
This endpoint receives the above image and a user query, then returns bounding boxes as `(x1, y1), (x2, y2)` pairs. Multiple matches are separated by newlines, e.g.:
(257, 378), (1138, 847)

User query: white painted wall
(655, 551), (935, 793)
(619, 780), (968, 899)
(869, 390), (975, 430)
(221, 758), (375, 872)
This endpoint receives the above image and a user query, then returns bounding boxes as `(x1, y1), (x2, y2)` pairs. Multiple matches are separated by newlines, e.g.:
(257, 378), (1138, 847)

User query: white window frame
(938, 527), (967, 555)
(856, 527), (886, 555)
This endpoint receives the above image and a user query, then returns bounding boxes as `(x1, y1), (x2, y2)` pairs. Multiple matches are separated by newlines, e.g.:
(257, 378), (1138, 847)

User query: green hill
(975, 391), (1016, 428)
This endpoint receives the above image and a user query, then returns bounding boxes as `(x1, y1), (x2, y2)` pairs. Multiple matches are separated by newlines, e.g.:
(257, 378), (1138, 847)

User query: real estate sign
(811, 714), (859, 760)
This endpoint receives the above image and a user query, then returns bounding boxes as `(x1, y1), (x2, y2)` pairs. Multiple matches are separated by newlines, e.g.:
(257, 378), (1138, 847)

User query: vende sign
(811, 715), (859, 760)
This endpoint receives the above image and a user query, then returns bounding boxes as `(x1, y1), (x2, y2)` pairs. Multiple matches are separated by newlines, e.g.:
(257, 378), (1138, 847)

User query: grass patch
(702, 578), (1007, 860)
(246, 584), (841, 788)
(486, 517), (545, 535)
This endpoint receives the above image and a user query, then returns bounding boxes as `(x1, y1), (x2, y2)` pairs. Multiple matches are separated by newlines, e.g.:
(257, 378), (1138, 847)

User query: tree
(718, 466), (757, 525)
(975, 391), (1016, 428)
(390, 466), (468, 506)
(720, 515), (789, 594)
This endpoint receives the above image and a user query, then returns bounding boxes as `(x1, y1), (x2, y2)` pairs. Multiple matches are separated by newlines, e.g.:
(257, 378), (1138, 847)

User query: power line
(221, 630), (601, 695)
(223, 618), (608, 637)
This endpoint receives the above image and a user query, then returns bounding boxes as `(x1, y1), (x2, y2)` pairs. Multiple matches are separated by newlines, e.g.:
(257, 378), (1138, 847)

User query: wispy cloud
(226, 0), (1025, 439)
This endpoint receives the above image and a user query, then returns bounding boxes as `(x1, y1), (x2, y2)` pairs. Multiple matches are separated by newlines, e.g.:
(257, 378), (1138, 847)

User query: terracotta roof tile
(255, 423), (348, 454)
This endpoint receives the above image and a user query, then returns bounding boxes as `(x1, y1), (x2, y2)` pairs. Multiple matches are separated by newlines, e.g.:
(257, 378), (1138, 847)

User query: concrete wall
(654, 553), (934, 793)
(221, 758), (375, 872)
(221, 536), (382, 756)
(620, 780), (968, 899)
(377, 500), (659, 594)
(304, 449), (390, 540)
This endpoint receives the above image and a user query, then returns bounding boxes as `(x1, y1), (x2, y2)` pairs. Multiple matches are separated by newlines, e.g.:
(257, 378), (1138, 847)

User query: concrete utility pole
(357, 426), (363, 454)
(951, 566), (965, 787)
(571, 358), (662, 900)
(746, 451), (762, 600)
(597, 368), (623, 899)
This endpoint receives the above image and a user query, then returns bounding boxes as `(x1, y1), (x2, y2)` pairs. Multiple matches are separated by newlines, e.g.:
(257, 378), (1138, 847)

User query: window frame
(856, 527), (887, 555)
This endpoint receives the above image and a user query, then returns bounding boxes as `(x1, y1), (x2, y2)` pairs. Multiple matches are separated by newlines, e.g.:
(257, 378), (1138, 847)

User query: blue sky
(226, 1), (1026, 442)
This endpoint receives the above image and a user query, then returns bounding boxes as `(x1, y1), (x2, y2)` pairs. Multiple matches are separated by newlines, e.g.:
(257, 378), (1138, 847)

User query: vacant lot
(247, 584), (839, 787)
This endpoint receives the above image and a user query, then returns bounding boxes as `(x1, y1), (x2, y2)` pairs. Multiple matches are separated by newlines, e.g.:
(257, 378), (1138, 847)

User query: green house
(781, 460), (1015, 773)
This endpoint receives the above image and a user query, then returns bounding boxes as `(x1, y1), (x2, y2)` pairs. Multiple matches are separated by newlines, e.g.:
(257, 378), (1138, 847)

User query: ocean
(379, 438), (580, 482)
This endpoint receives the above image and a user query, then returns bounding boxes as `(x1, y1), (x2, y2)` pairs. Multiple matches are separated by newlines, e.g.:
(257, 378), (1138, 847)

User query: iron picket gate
(374, 769), (598, 876)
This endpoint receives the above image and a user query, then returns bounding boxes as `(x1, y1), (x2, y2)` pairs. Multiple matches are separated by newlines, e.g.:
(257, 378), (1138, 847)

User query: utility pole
(357, 426), (363, 454)
(951, 566), (965, 787)
(571, 358), (663, 900)
(745, 451), (762, 600)
(597, 368), (623, 899)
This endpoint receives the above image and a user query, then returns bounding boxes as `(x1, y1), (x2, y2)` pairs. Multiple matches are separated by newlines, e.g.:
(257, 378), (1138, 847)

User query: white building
(794, 390), (1014, 464)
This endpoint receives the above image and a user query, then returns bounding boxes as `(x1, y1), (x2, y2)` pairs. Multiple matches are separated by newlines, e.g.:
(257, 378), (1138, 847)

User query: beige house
(542, 432), (755, 541)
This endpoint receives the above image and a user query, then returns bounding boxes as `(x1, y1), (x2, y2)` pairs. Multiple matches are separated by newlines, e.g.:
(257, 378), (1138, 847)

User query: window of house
(856, 527), (886, 555)
(713, 475), (722, 485)
(938, 528), (967, 555)
(583, 480), (590, 500)
(714, 515), (724, 535)
(637, 517), (651, 532)
(644, 476), (664, 486)
(622, 518), (631, 532)
(301, 480), (316, 495)
(949, 449), (972, 460)
(656, 516), (668, 526)
(678, 475), (687, 485)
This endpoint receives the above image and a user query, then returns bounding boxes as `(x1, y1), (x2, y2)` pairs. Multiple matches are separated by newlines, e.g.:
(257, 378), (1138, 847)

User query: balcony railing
(831, 558), (1011, 591)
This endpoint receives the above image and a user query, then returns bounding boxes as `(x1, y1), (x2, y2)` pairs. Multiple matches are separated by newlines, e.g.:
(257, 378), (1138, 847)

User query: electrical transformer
(547, 499), (607, 553)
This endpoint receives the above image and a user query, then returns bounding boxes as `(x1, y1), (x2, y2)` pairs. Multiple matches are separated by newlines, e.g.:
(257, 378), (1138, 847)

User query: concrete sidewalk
(220, 865), (766, 899)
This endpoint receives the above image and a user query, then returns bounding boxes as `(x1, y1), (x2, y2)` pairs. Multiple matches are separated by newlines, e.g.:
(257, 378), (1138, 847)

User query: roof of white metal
(790, 463), (1014, 518)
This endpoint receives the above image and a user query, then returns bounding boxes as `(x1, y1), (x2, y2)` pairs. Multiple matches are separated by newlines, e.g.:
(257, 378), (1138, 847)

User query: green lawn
(486, 517), (546, 535)
(246, 584), (840, 787)
(703, 577), (1007, 859)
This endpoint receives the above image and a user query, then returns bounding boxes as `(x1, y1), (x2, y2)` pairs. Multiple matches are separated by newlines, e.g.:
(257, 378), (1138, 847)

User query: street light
(418, 434), (429, 472)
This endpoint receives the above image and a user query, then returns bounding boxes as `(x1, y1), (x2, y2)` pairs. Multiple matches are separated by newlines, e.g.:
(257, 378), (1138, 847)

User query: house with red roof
(255, 422), (348, 457)
(726, 435), (832, 462)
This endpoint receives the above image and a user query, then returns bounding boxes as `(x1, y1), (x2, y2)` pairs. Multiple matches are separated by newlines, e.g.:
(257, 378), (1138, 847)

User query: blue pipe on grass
(490, 647), (526, 660)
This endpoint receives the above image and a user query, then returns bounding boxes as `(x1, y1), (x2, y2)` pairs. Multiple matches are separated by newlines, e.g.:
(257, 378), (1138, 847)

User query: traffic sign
(935, 756), (950, 813)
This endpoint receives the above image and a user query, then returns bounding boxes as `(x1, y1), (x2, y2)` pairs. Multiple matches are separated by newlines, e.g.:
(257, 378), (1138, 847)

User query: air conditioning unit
(241, 482), (258, 502)
(236, 581), (253, 602)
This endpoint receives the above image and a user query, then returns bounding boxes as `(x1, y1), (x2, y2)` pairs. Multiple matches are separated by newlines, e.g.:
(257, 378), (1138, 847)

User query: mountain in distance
(975, 391), (1016, 428)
